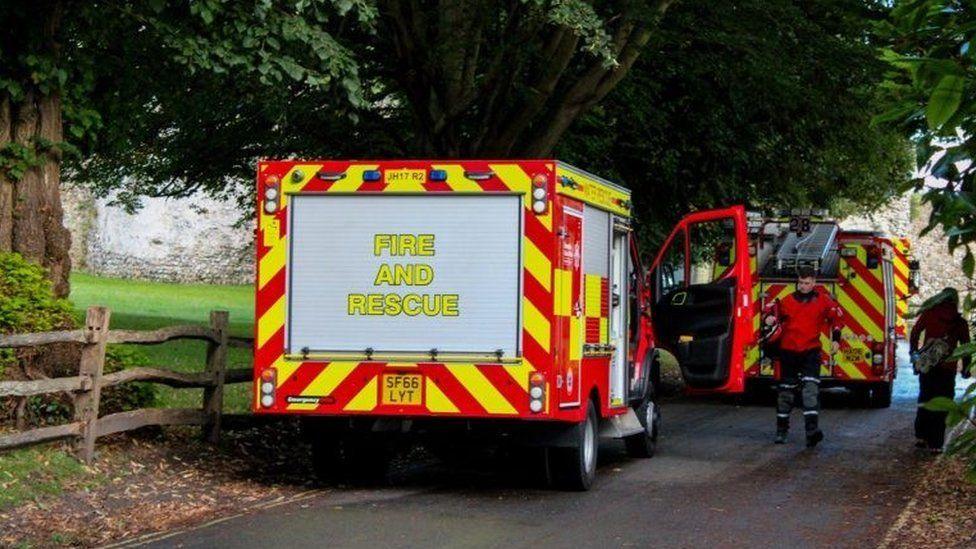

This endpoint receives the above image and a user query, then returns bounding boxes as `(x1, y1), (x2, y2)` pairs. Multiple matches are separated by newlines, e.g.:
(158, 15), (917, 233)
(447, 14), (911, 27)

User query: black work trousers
(915, 369), (956, 449)
(777, 349), (821, 434)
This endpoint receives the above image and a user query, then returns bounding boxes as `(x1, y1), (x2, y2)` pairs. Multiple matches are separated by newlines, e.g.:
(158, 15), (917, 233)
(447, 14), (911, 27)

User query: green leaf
(927, 75), (965, 129)
(923, 396), (959, 412)
(951, 341), (976, 360)
(964, 249), (975, 278)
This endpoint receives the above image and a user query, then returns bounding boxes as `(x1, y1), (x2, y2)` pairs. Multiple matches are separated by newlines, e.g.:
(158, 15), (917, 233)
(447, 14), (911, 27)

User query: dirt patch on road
(0, 421), (315, 547)
(881, 455), (976, 548)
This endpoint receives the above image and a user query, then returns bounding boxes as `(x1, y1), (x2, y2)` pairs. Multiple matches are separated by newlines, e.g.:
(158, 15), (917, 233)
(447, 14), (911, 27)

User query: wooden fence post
(203, 310), (229, 444)
(14, 397), (27, 431)
(73, 306), (110, 464)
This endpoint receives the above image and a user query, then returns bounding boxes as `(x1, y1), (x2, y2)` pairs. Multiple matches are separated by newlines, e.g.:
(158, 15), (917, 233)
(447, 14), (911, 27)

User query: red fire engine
(254, 160), (659, 490)
(648, 207), (918, 407)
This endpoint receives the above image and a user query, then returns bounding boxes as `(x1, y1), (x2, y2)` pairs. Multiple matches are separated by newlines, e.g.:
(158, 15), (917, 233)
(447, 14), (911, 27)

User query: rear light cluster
(264, 175), (280, 214)
(529, 372), (546, 413)
(260, 368), (277, 408)
(871, 341), (884, 367)
(871, 341), (885, 371)
(531, 174), (548, 214)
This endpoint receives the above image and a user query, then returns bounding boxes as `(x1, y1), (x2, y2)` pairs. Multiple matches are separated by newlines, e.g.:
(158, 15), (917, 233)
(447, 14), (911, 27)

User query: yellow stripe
(836, 286), (884, 340)
(893, 259), (909, 276)
(259, 240), (286, 288)
(523, 298), (551, 351)
(492, 162), (553, 230)
(585, 275), (602, 317)
(894, 276), (908, 296)
(449, 364), (517, 414)
(847, 271), (885, 314)
(257, 296), (286, 348)
(745, 345), (759, 368)
(503, 359), (535, 392)
(432, 164), (483, 193)
(554, 269), (572, 316)
(273, 357), (301, 389)
(490, 163), (532, 194)
(570, 318), (582, 361)
(343, 375), (378, 411)
(288, 361), (359, 411)
(425, 378), (460, 413)
(524, 239), (552, 292)
(281, 164), (324, 198)
(599, 317), (608, 343)
(328, 164), (378, 192)
(555, 164), (630, 217)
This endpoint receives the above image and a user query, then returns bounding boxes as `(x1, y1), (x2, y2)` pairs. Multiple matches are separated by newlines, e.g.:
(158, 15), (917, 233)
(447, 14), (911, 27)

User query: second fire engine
(647, 207), (918, 407)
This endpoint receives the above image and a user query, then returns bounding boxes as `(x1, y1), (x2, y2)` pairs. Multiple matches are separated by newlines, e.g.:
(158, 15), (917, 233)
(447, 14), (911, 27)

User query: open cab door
(648, 206), (752, 393)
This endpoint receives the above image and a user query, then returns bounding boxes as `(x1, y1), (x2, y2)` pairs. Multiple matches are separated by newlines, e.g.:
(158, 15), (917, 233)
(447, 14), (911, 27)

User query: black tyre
(624, 392), (660, 458)
(870, 381), (893, 409)
(549, 401), (599, 491)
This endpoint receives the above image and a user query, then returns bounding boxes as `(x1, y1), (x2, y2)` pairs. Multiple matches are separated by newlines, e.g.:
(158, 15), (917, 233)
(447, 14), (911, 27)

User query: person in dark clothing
(763, 267), (842, 448)
(910, 287), (972, 452)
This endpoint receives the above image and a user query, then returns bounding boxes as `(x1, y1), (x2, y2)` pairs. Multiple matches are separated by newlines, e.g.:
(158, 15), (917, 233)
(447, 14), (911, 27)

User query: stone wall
(61, 185), (254, 285)
(840, 192), (971, 301)
(60, 184), (962, 292)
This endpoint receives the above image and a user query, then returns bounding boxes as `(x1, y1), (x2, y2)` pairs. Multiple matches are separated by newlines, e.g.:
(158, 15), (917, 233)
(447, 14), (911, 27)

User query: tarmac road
(135, 345), (964, 549)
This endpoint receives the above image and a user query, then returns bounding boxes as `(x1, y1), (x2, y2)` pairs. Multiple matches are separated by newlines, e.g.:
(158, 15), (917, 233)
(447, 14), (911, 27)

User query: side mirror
(908, 259), (921, 294)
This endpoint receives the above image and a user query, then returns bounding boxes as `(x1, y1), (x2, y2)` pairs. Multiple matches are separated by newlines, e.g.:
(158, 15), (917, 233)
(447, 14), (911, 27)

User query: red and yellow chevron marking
(584, 275), (609, 345)
(745, 254), (761, 376)
(754, 278), (877, 381)
(254, 160), (560, 417)
(890, 237), (911, 337)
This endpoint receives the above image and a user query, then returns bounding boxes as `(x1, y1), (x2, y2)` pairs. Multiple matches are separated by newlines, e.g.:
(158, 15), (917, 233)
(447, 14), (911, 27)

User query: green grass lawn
(69, 273), (256, 412)
(0, 447), (100, 512)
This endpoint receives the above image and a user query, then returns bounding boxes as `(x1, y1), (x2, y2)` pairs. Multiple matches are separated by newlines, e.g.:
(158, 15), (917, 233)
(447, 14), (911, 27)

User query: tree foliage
(1, 0), (371, 181)
(1, 1), (377, 293)
(558, 0), (913, 246)
(879, 0), (976, 478)
(73, 0), (675, 209)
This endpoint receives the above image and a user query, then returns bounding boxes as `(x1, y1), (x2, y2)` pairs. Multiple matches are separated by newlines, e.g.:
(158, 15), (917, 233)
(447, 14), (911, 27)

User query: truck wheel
(549, 401), (599, 491)
(624, 392), (660, 458)
(870, 382), (893, 409)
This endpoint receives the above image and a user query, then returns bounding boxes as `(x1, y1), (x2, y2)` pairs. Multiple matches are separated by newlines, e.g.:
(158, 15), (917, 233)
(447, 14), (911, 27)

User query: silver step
(599, 408), (644, 439)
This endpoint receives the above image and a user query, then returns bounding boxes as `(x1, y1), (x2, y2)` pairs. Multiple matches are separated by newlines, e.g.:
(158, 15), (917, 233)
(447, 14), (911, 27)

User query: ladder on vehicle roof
(775, 223), (838, 272)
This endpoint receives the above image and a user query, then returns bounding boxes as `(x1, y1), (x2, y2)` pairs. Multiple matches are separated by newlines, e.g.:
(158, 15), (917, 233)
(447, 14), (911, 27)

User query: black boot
(804, 413), (822, 448)
(775, 416), (789, 444)
(806, 430), (823, 448)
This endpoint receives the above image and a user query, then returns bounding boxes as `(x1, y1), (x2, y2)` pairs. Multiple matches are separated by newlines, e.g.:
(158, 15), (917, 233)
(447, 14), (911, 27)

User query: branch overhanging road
(132, 343), (965, 549)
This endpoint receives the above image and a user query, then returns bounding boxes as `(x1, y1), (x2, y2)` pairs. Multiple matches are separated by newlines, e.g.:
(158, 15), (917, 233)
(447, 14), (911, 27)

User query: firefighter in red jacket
(910, 287), (971, 452)
(763, 267), (842, 447)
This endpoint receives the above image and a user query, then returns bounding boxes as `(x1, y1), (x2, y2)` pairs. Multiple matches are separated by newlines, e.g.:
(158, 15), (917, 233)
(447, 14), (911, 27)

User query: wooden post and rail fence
(0, 306), (255, 463)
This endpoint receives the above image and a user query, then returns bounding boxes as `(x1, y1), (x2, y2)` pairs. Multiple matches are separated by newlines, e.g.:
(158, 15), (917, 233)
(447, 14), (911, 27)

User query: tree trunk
(0, 2), (71, 297)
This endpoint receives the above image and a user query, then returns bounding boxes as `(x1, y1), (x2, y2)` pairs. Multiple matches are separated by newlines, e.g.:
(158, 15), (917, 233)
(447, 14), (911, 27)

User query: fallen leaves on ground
(0, 420), (317, 547)
(883, 454), (976, 548)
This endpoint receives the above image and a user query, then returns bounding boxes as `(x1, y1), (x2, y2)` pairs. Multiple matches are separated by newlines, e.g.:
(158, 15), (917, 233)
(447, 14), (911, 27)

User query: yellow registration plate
(381, 373), (423, 406)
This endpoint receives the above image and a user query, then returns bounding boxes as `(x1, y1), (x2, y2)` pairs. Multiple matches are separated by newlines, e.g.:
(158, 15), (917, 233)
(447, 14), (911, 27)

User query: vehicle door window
(689, 218), (737, 284)
(658, 230), (687, 297)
